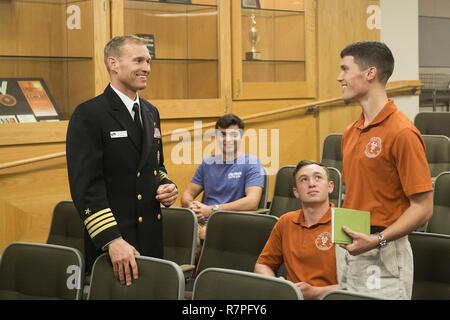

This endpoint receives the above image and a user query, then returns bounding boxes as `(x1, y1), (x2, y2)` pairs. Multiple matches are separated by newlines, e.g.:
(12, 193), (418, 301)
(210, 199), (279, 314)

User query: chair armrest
(249, 208), (270, 214)
(179, 264), (195, 273)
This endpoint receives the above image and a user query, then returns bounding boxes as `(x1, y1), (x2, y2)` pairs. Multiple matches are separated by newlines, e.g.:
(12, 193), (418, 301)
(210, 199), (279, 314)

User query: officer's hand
(108, 237), (140, 286)
(156, 183), (178, 206)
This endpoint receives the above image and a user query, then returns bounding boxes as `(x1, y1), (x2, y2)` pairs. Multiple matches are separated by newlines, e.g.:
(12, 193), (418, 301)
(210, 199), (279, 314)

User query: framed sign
(0, 78), (61, 123)
(136, 34), (156, 59)
(242, 0), (261, 9)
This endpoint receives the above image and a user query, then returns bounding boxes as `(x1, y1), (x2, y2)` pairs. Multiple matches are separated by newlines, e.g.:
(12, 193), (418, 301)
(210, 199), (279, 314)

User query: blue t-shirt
(192, 154), (264, 206)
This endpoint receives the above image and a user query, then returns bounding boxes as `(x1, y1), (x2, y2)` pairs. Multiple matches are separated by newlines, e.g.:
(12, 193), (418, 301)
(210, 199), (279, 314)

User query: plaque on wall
(136, 34), (156, 59)
(242, 0), (261, 9)
(0, 78), (61, 123)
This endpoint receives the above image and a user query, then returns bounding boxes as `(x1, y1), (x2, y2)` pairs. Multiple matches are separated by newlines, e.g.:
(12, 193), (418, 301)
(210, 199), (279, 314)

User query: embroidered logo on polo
(228, 171), (242, 179)
(315, 232), (333, 251)
(365, 137), (382, 158)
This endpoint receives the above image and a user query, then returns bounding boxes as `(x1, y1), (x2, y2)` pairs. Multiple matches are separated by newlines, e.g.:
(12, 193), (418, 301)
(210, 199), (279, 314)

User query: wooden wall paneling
(244, 62), (275, 82)
(0, 2), (63, 56)
(275, 0), (305, 11)
(0, 121), (67, 147)
(93, 0), (111, 95)
(145, 61), (189, 100)
(0, 199), (32, 253)
(154, 99), (223, 119)
(124, 4), (189, 59)
(187, 62), (219, 99)
(231, 0), (243, 99)
(0, 157), (70, 254)
(0, 144), (66, 166)
(275, 63), (306, 82)
(67, 0), (94, 57)
(260, 0), (305, 11)
(111, 0), (124, 37)
(0, 122), (70, 254)
(218, 0), (233, 114)
(304, 0), (317, 96)
(0, 1), (94, 58)
(193, 0), (217, 5)
(67, 60), (95, 119)
(317, 0), (380, 159)
(187, 5), (218, 59)
(274, 13), (305, 61)
(0, 1), (16, 55)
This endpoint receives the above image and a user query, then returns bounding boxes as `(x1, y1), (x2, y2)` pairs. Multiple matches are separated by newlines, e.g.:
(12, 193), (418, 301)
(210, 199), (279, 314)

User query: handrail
(0, 152), (66, 170)
(0, 80), (421, 170)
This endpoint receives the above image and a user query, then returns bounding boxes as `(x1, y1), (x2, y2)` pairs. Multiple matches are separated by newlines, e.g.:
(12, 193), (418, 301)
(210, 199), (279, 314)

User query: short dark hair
(215, 114), (244, 130)
(293, 160), (330, 182)
(340, 41), (394, 84)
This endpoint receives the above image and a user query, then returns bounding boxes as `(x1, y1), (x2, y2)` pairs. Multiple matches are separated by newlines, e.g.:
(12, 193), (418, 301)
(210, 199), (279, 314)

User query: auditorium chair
(422, 135), (450, 179)
(414, 112), (450, 139)
(321, 289), (383, 300)
(321, 133), (343, 173)
(427, 172), (450, 235)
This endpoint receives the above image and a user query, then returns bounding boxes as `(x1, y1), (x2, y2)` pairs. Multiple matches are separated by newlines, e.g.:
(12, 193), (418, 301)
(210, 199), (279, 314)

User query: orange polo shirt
(342, 100), (432, 227)
(256, 206), (337, 286)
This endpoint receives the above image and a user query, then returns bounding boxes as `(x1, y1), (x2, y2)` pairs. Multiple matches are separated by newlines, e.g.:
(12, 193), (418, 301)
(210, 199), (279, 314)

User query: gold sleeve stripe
(90, 221), (118, 239)
(88, 217), (116, 235)
(86, 214), (115, 233)
(159, 171), (169, 180)
(84, 208), (111, 225)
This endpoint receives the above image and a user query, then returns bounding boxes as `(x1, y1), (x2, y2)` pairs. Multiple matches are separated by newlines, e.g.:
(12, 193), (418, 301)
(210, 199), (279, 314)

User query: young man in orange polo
(255, 160), (339, 300)
(336, 41), (433, 299)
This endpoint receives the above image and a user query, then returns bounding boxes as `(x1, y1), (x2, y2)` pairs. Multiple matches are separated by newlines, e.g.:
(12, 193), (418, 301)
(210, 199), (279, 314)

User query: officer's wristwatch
(211, 204), (220, 214)
(377, 233), (387, 248)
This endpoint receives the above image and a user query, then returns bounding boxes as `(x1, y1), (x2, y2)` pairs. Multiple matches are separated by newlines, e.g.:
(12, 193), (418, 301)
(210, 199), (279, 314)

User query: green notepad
(331, 208), (371, 244)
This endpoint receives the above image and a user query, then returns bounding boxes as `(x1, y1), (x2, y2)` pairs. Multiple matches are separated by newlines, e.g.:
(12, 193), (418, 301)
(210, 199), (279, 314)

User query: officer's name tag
(110, 131), (128, 138)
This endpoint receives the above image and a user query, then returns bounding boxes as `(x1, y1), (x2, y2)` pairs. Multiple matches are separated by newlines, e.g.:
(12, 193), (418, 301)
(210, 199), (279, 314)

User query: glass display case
(114, 0), (227, 118)
(0, 0), (318, 121)
(232, 0), (316, 100)
(0, 0), (101, 120)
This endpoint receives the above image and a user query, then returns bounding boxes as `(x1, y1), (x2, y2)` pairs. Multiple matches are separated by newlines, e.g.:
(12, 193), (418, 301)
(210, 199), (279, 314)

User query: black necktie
(132, 103), (143, 136)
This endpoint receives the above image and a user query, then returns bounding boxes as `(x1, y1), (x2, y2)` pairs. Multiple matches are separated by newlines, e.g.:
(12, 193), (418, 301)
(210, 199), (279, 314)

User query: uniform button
(137, 172), (141, 178)
(157, 214), (161, 221)
(154, 170), (157, 176)
(137, 194), (142, 200)
(138, 216), (143, 223)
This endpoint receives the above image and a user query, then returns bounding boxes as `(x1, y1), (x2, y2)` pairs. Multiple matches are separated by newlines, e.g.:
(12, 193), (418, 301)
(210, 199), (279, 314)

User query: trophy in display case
(245, 14), (261, 60)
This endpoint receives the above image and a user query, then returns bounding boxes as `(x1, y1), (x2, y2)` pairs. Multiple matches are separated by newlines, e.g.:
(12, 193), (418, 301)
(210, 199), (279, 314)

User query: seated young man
(181, 113), (264, 241)
(255, 160), (339, 300)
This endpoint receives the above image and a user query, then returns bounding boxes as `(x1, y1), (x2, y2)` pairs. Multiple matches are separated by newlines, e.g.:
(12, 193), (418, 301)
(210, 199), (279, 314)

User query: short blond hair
(104, 35), (145, 69)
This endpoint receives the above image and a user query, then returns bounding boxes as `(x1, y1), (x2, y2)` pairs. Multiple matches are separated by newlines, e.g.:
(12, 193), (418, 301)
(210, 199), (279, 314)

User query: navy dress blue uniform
(66, 85), (174, 271)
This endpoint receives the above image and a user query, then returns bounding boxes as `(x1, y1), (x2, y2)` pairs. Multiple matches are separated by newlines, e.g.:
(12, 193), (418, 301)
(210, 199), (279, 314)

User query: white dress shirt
(110, 84), (142, 124)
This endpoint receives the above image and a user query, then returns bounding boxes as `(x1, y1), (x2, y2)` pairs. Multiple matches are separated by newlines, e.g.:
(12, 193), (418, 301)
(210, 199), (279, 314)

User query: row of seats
(414, 112), (450, 138)
(1, 230), (449, 299)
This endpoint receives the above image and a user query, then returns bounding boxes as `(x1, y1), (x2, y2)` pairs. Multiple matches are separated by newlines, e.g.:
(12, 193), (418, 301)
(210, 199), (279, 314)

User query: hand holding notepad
(331, 208), (371, 244)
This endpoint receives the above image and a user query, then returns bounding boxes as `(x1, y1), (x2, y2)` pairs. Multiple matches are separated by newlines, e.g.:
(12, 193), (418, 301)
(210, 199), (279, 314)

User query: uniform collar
(292, 204), (332, 228)
(109, 84), (140, 116)
(355, 99), (397, 130)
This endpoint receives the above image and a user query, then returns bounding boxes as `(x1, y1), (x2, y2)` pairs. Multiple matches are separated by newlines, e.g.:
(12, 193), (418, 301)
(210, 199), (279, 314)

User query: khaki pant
(336, 235), (413, 300)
